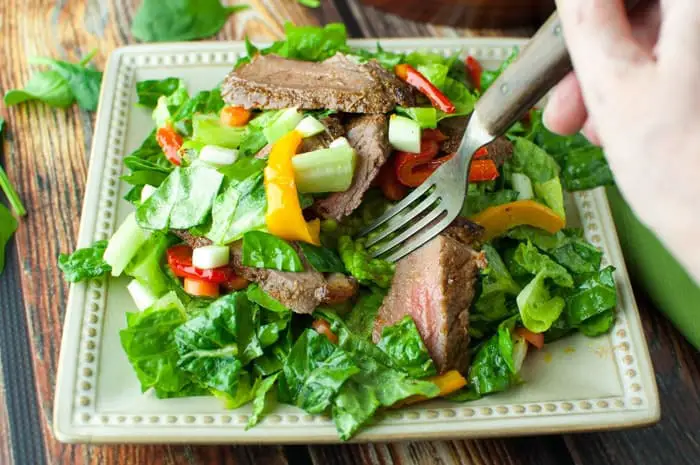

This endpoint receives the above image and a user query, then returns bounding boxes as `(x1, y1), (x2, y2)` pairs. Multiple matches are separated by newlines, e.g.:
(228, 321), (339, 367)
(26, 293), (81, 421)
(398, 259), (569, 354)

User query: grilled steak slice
(439, 116), (513, 166)
(372, 221), (487, 374)
(172, 231), (358, 313)
(255, 115), (345, 159)
(313, 114), (391, 220)
(222, 53), (415, 113)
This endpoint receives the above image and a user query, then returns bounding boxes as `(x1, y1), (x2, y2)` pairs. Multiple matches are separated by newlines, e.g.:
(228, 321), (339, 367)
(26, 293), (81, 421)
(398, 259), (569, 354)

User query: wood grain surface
(0, 1), (698, 465)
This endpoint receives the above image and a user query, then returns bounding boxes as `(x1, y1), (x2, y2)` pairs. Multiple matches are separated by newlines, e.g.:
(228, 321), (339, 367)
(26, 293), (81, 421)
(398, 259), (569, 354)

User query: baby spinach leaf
(376, 316), (437, 378)
(297, 242), (345, 273)
(136, 162), (224, 231)
(246, 373), (280, 430)
(58, 240), (112, 282)
(242, 231), (303, 272)
(4, 70), (74, 108)
(131, 0), (248, 42)
(0, 204), (18, 274)
(136, 77), (184, 108)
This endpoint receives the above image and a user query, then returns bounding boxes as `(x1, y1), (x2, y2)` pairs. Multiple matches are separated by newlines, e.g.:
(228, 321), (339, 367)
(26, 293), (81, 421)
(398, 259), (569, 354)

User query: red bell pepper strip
(515, 327), (545, 349)
(377, 160), (408, 201)
(469, 159), (500, 182)
(422, 128), (447, 142)
(395, 139), (441, 187)
(156, 125), (183, 166)
(474, 146), (489, 159)
(465, 56), (483, 91)
(167, 245), (237, 284)
(395, 64), (456, 114)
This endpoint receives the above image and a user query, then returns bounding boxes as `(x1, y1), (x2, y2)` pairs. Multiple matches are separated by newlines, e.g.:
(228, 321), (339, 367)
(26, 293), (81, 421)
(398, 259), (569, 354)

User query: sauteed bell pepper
(515, 327), (545, 350)
(167, 244), (237, 284)
(471, 200), (566, 241)
(264, 130), (321, 245)
(156, 125), (183, 166)
(395, 64), (456, 114)
(393, 370), (467, 407)
(377, 160), (408, 201)
(465, 55), (483, 91)
(220, 105), (252, 127)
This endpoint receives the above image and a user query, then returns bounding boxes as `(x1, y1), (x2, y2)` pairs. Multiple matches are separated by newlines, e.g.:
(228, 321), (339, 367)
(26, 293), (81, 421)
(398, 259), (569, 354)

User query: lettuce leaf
(58, 240), (111, 282)
(136, 77), (186, 108)
(565, 266), (617, 327)
(516, 271), (566, 333)
(241, 231), (303, 272)
(124, 232), (177, 297)
(344, 287), (387, 339)
(481, 48), (518, 92)
(338, 236), (395, 288)
(246, 373), (280, 430)
(506, 227), (602, 274)
(511, 241), (573, 288)
(376, 316), (437, 378)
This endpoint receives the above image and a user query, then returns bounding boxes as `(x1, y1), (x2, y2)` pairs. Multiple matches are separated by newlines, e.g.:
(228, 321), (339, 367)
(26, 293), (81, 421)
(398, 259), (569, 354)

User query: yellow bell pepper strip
(471, 200), (566, 241)
(264, 130), (321, 245)
(393, 370), (468, 407)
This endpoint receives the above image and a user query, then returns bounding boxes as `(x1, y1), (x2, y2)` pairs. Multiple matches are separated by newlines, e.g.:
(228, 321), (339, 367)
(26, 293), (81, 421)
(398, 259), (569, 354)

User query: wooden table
(1, 1), (698, 464)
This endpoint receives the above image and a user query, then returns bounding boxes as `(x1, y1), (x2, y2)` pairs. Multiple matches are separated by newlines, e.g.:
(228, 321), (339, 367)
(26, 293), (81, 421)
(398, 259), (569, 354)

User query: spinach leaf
(124, 232), (177, 297)
(350, 43), (404, 70)
(331, 380), (380, 440)
(28, 51), (103, 111)
(297, 242), (345, 273)
(136, 162), (224, 231)
(561, 146), (615, 191)
(119, 292), (202, 397)
(338, 236), (395, 288)
(58, 240), (111, 282)
(4, 70), (74, 108)
(171, 89), (224, 137)
(0, 205), (18, 274)
(207, 158), (267, 244)
(131, 0), (248, 42)
(344, 287), (386, 339)
(175, 292), (263, 401)
(376, 316), (437, 378)
(506, 227), (602, 274)
(279, 329), (360, 413)
(136, 77), (185, 108)
(246, 284), (289, 313)
(511, 241), (573, 288)
(242, 231), (303, 272)
(565, 266), (617, 327)
(246, 373), (280, 430)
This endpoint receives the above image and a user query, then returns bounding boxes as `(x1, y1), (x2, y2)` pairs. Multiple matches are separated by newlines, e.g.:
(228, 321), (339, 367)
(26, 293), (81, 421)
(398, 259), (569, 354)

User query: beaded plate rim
(53, 38), (659, 444)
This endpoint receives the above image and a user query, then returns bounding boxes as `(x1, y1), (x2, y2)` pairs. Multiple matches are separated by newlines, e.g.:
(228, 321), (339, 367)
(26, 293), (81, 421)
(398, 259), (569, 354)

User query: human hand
(545, 0), (700, 282)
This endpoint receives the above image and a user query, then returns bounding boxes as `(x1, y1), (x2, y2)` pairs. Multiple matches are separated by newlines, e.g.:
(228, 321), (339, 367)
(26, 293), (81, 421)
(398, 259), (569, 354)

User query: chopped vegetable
(394, 138), (441, 187)
(515, 327), (544, 349)
(511, 173), (534, 200)
(338, 236), (395, 288)
(140, 184), (157, 202)
(312, 319), (338, 344)
(167, 244), (235, 284)
(103, 213), (149, 277)
(156, 126), (183, 166)
(264, 108), (304, 144)
(388, 114), (421, 153)
(127, 279), (158, 311)
(193, 114), (246, 148)
(295, 116), (326, 137)
(220, 106), (251, 127)
(264, 130), (321, 245)
(465, 55), (483, 90)
(292, 145), (356, 193)
(468, 159), (499, 182)
(376, 161), (407, 201)
(395, 64), (455, 114)
(471, 200), (566, 241)
(396, 370), (467, 406)
(192, 245), (230, 269)
(199, 145), (238, 166)
(183, 276), (220, 298)
(58, 240), (111, 282)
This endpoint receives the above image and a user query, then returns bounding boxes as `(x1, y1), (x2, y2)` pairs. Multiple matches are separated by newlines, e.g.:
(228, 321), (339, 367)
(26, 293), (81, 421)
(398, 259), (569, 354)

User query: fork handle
(474, 0), (643, 138)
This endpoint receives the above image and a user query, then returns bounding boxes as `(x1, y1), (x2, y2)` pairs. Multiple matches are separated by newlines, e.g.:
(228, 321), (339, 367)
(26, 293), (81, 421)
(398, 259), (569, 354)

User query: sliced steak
(222, 53), (414, 114)
(372, 221), (487, 374)
(254, 115), (345, 159)
(172, 230), (213, 249)
(439, 116), (513, 166)
(313, 114), (391, 220)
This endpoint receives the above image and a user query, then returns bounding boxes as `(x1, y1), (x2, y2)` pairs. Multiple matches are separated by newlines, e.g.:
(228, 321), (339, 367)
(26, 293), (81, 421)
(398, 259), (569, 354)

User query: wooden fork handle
(474, 0), (643, 138)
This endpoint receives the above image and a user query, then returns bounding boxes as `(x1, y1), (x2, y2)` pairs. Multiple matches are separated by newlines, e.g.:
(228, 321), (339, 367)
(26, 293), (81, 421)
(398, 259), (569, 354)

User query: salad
(59, 23), (618, 440)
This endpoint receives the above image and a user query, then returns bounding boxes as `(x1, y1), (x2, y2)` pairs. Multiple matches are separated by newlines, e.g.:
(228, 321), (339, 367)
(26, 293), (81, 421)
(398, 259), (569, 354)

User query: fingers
(656, 0), (700, 67)
(555, 0), (653, 97)
(581, 119), (602, 146)
(543, 72), (588, 135)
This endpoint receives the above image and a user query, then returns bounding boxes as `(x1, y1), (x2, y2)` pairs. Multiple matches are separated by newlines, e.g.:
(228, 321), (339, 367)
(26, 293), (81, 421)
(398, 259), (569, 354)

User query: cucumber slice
(152, 96), (171, 129)
(199, 145), (239, 166)
(329, 137), (350, 149)
(263, 108), (304, 144)
(389, 114), (421, 153)
(192, 245), (230, 269)
(292, 145), (356, 194)
(127, 279), (158, 311)
(295, 116), (326, 137)
(103, 212), (149, 277)
(140, 185), (157, 203)
(193, 114), (246, 148)
(511, 173), (534, 200)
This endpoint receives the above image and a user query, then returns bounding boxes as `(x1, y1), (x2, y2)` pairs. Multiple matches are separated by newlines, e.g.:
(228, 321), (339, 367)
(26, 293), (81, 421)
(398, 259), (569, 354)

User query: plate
(53, 38), (659, 444)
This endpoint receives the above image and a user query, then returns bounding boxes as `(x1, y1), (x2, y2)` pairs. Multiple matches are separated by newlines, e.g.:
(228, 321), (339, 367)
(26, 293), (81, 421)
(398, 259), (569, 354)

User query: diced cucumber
(292, 145), (356, 193)
(140, 184), (157, 203)
(389, 114), (421, 153)
(329, 137), (350, 149)
(263, 108), (303, 144)
(103, 212), (149, 277)
(193, 114), (247, 148)
(199, 145), (239, 166)
(127, 279), (158, 311)
(295, 116), (326, 138)
(511, 173), (534, 200)
(152, 96), (171, 128)
(192, 245), (230, 269)
(512, 335), (529, 373)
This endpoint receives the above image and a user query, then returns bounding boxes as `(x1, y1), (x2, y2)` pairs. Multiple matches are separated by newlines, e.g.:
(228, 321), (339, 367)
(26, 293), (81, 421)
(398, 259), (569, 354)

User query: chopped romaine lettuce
(58, 240), (111, 282)
(376, 316), (437, 378)
(297, 242), (345, 273)
(516, 271), (566, 333)
(245, 373), (280, 430)
(343, 287), (387, 339)
(338, 236), (395, 288)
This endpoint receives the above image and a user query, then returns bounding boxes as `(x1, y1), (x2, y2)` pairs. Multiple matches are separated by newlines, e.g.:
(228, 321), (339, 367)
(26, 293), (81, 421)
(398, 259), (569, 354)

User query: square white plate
(54, 39), (659, 444)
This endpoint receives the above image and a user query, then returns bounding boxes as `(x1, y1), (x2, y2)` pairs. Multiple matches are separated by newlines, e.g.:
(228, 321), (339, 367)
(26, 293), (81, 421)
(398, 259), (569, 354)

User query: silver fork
(357, 11), (579, 262)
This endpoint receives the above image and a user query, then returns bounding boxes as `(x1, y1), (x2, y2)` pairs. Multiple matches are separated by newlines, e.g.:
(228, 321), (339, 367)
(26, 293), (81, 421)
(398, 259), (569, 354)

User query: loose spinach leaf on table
(297, 242), (345, 273)
(241, 231), (303, 272)
(58, 240), (112, 282)
(131, 0), (248, 42)
(4, 70), (75, 108)
(0, 204), (18, 274)
(136, 77), (185, 108)
(136, 162), (224, 231)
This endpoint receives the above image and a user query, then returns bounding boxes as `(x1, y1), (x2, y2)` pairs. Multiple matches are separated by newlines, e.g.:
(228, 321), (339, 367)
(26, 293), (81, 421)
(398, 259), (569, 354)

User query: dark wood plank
(563, 290), (700, 465)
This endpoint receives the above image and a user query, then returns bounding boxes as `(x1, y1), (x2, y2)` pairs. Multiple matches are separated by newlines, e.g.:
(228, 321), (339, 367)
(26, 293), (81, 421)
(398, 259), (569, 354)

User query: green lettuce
(136, 77), (186, 108)
(246, 373), (280, 430)
(297, 242), (346, 273)
(511, 241), (574, 288)
(516, 271), (566, 333)
(241, 231), (303, 272)
(481, 48), (518, 92)
(376, 316), (437, 378)
(338, 236), (395, 288)
(124, 232), (177, 297)
(344, 287), (387, 339)
(560, 146), (615, 191)
(506, 227), (602, 274)
(246, 284), (289, 313)
(58, 240), (111, 282)
(565, 266), (617, 327)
